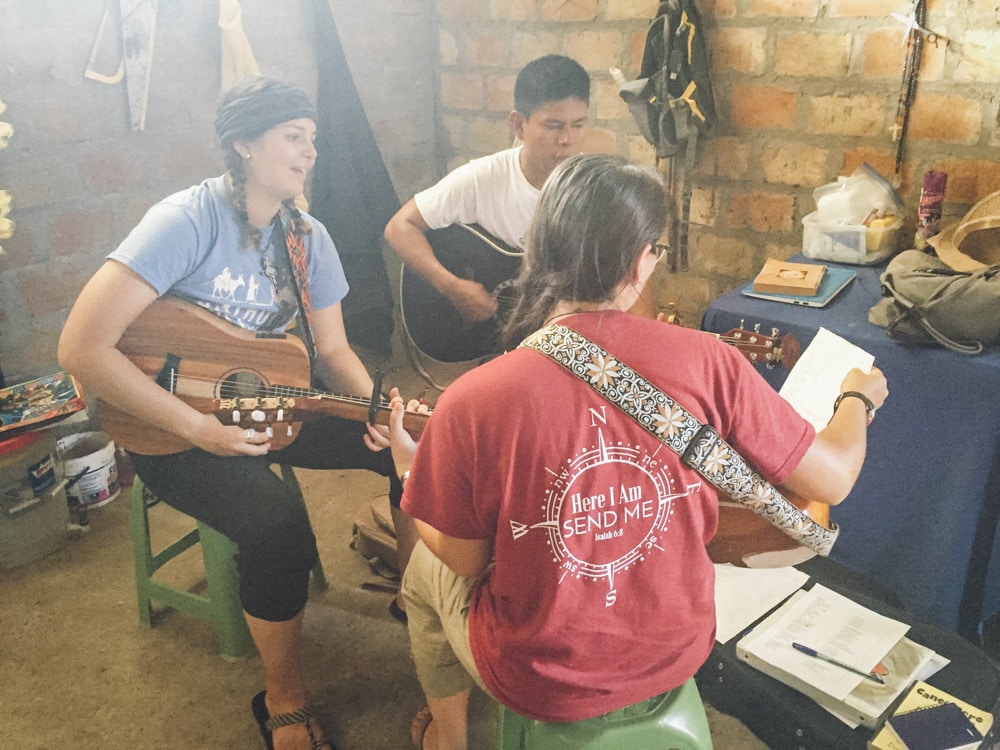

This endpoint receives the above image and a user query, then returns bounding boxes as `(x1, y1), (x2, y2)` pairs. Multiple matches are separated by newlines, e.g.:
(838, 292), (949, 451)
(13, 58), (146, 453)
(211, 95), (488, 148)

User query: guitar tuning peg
(251, 409), (266, 422)
(231, 410), (241, 423)
(753, 323), (761, 333)
(286, 425), (293, 437)
(770, 327), (779, 338)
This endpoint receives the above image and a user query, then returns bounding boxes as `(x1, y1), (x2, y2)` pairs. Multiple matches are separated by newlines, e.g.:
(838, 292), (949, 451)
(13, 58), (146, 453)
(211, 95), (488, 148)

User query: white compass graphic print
(510, 406), (701, 608)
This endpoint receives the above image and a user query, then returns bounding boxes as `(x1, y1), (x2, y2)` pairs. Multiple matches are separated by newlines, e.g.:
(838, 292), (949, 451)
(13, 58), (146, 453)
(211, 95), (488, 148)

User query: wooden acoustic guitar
(99, 297), (429, 456)
(652, 307), (831, 567)
(701, 333), (831, 568)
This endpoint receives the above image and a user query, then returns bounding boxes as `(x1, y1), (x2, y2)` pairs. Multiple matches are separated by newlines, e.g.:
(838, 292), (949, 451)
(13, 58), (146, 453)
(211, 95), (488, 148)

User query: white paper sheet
(739, 584), (910, 701)
(713, 564), (809, 644)
(778, 327), (875, 431)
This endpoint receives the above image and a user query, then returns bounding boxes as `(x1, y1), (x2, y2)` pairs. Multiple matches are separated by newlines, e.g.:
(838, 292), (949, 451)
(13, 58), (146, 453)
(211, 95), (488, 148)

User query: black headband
(215, 79), (316, 147)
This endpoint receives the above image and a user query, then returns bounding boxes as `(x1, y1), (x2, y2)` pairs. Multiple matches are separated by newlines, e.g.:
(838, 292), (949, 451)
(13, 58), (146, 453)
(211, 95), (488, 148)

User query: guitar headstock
(719, 325), (801, 370)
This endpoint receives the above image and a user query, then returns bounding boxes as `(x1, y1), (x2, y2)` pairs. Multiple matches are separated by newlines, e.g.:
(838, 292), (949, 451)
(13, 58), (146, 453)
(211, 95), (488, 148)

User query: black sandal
(252, 690), (335, 750)
(389, 598), (408, 625)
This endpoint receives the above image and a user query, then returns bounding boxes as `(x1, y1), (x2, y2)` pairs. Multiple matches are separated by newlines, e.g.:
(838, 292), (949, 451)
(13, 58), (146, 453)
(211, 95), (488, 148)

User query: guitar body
(100, 297), (312, 455)
(707, 496), (831, 567)
(632, 301), (829, 565)
(399, 223), (522, 363)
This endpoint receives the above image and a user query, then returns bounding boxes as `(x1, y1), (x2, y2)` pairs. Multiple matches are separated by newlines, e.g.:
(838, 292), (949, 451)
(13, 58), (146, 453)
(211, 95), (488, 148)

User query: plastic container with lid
(802, 212), (904, 265)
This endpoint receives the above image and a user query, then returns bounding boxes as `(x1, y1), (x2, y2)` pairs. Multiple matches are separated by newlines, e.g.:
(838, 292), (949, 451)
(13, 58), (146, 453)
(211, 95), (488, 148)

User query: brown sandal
(410, 705), (433, 749)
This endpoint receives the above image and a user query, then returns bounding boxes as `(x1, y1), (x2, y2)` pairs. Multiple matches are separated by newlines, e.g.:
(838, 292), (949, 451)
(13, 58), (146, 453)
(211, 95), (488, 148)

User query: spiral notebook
(741, 266), (856, 308)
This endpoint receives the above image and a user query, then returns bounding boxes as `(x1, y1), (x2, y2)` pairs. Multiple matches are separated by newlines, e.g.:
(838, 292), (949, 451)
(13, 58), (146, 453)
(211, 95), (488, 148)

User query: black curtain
(309, 0), (399, 355)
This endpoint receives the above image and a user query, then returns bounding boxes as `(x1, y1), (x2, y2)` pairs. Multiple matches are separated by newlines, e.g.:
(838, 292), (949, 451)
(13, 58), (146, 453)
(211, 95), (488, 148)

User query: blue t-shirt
(109, 175), (348, 332)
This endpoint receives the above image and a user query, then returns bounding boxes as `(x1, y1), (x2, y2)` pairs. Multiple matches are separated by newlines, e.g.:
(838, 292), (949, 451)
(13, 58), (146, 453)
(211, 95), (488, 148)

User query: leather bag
(868, 249), (1000, 355)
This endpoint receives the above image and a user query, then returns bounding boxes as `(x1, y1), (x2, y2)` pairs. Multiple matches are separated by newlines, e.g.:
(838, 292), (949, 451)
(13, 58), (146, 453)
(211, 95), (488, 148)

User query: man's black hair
(514, 55), (590, 119)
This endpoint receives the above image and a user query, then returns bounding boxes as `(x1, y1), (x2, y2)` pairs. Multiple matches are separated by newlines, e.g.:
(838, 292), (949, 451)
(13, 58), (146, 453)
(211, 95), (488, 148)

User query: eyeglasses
(652, 242), (671, 263)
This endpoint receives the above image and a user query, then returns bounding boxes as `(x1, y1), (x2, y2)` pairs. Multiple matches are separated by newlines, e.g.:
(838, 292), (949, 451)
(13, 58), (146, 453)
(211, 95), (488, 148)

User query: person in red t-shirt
(387, 153), (888, 750)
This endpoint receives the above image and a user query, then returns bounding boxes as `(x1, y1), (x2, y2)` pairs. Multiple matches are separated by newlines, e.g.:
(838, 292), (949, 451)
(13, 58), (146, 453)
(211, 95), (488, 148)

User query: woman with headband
(59, 77), (406, 750)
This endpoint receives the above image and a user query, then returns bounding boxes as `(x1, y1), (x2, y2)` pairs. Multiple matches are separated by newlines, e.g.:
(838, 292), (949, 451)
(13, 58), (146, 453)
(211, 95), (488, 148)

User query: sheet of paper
(713, 564), (809, 644)
(739, 584), (910, 701)
(778, 327), (875, 431)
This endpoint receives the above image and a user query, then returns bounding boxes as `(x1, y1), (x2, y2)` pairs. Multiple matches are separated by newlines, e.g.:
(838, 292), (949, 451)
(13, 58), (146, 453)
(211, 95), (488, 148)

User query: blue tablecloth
(701, 256), (1000, 637)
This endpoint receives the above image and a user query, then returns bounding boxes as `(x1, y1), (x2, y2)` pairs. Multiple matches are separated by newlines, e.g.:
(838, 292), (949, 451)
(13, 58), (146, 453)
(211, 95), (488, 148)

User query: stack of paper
(736, 585), (949, 729)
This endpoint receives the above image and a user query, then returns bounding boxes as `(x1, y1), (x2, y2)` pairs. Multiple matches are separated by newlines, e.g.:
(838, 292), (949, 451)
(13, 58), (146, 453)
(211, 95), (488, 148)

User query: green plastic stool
(496, 678), (713, 750)
(129, 465), (327, 661)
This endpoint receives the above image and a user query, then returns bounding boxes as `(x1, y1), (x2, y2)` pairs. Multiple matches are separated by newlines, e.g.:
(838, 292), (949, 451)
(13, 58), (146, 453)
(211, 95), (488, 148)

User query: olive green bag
(868, 249), (1000, 355)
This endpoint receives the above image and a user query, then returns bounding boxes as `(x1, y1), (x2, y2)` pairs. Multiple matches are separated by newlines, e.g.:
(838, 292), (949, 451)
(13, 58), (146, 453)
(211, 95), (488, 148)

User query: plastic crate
(802, 212), (903, 265)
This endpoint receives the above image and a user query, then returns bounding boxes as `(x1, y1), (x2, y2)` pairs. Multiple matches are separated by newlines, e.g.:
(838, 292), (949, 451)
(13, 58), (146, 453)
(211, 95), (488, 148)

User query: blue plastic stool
(496, 678), (713, 749)
(129, 465), (326, 661)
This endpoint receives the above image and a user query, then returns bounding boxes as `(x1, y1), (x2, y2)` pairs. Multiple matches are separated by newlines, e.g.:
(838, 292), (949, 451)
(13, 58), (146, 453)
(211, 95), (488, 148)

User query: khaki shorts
(400, 540), (490, 699)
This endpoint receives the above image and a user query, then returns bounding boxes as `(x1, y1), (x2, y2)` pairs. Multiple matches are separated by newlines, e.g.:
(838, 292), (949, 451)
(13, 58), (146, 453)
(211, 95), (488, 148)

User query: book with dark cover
(885, 700), (983, 750)
(868, 680), (993, 750)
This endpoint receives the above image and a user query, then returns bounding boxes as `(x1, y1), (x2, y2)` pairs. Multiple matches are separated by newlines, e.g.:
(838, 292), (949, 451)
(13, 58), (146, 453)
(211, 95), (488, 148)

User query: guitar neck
(210, 389), (430, 439)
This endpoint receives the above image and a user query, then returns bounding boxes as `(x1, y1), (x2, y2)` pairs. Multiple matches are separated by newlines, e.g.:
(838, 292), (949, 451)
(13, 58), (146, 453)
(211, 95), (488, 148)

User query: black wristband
(833, 391), (876, 425)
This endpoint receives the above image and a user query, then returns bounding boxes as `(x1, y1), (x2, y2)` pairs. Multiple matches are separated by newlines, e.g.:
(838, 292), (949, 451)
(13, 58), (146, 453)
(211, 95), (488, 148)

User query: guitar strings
(166, 370), (375, 405)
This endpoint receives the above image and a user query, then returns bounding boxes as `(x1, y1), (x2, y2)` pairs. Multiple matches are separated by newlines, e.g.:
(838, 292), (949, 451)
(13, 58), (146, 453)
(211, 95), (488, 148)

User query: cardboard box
(752, 258), (826, 296)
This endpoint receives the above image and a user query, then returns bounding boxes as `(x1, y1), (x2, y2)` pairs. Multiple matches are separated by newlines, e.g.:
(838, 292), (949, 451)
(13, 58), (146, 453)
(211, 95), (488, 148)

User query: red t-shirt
(402, 312), (814, 722)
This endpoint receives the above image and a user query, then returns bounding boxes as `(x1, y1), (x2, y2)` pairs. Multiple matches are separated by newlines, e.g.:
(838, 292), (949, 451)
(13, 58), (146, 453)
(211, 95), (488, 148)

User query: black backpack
(620, 0), (717, 159)
(619, 0), (716, 271)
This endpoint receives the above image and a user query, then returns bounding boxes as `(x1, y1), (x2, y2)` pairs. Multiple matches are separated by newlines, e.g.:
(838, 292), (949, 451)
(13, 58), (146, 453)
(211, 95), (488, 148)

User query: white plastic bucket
(56, 431), (120, 508)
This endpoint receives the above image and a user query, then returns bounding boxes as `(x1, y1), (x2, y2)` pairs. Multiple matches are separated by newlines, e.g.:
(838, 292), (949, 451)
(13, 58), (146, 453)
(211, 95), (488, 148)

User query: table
(696, 557), (1000, 750)
(701, 257), (1000, 638)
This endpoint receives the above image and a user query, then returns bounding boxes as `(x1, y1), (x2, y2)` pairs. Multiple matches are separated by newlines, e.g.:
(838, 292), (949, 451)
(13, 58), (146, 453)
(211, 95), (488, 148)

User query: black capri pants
(130, 416), (403, 622)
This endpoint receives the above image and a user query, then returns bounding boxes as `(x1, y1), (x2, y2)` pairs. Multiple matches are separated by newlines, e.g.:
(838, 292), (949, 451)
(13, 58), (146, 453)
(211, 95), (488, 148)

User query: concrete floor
(0, 352), (769, 750)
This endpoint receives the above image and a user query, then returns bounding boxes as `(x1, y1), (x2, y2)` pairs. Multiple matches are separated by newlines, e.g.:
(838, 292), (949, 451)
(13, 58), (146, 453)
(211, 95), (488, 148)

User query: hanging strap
(520, 324), (839, 557)
(275, 207), (317, 359)
(881, 273), (983, 355)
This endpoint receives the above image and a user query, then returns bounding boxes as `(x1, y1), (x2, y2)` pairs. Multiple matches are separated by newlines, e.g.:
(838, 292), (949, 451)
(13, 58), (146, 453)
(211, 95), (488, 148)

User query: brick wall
(0, 0), (436, 382)
(1, 0), (999, 380)
(433, 0), (1000, 325)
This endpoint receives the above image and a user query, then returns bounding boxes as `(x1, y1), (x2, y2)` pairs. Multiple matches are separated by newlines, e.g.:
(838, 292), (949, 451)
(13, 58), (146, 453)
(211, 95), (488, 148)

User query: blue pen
(791, 642), (885, 684)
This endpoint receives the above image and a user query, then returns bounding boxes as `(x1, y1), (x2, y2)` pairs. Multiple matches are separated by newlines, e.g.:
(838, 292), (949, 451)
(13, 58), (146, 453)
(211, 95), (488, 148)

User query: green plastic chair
(496, 677), (713, 750)
(129, 465), (327, 661)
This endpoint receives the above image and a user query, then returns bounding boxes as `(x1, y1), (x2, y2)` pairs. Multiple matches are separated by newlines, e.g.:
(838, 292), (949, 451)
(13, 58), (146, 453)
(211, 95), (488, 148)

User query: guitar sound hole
(218, 371), (269, 399)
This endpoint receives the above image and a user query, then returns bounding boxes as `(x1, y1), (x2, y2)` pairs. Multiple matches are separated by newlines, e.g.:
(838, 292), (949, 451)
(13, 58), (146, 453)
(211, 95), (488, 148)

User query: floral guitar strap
(519, 323), (839, 557)
(275, 206), (316, 360)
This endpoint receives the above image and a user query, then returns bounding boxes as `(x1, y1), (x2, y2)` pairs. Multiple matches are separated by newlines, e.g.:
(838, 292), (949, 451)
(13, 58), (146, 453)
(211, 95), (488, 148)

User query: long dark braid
(224, 157), (313, 249)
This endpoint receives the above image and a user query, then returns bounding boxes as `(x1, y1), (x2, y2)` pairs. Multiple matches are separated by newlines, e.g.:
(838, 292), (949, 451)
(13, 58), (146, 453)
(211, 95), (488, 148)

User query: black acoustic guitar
(399, 223), (522, 363)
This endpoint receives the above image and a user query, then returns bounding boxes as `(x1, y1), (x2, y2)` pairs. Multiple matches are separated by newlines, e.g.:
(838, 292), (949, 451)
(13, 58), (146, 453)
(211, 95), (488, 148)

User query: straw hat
(927, 190), (1000, 272)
